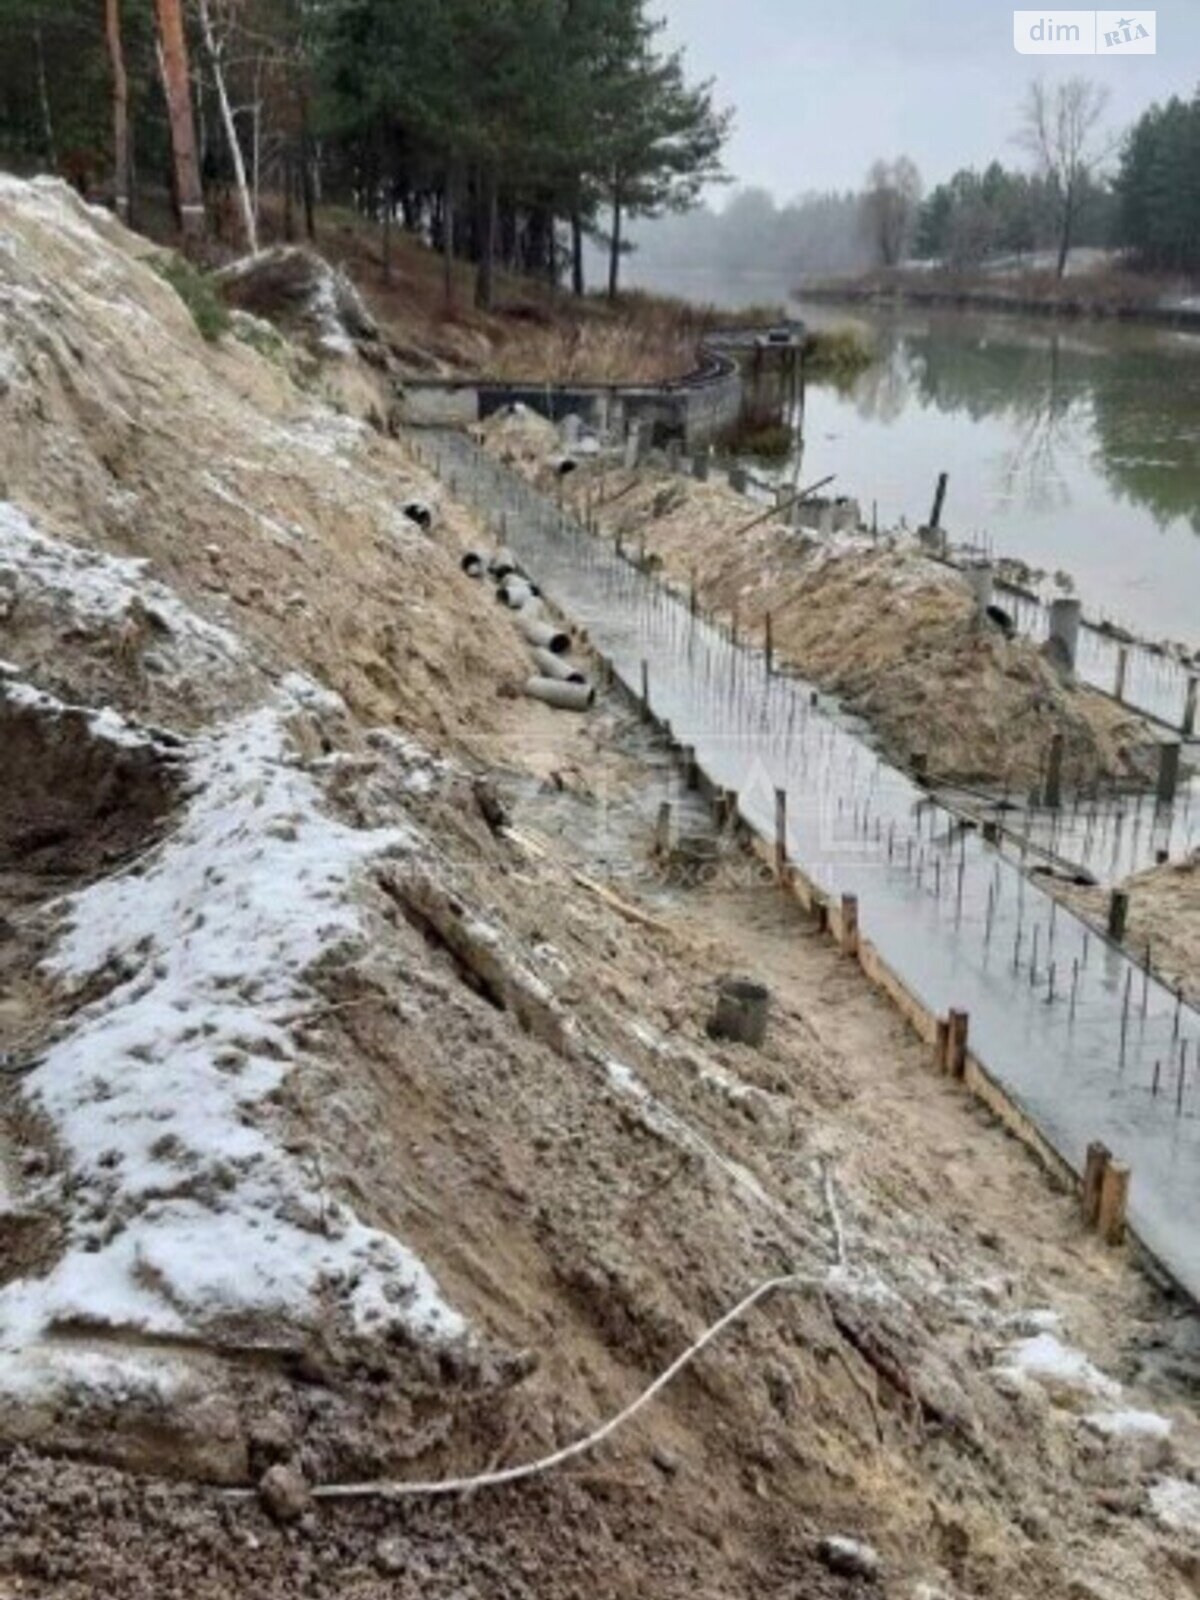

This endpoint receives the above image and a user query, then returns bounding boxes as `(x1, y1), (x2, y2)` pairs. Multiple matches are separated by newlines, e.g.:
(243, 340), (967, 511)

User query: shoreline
(799, 279), (1200, 332)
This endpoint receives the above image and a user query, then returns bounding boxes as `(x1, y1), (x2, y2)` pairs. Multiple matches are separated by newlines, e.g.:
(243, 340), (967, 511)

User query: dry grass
(277, 208), (781, 382)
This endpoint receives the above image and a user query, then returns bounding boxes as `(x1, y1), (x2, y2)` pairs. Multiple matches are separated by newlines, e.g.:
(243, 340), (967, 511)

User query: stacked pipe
(472, 535), (595, 710)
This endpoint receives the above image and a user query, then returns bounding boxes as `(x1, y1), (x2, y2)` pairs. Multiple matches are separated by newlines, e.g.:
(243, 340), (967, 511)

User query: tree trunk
(607, 184), (622, 301)
(33, 25), (57, 172)
(282, 149), (295, 240)
(104, 0), (131, 221)
(474, 171), (497, 311)
(153, 0), (205, 240)
(543, 209), (558, 289)
(442, 168), (455, 309)
(571, 207), (584, 297)
(197, 0), (256, 253)
(1056, 187), (1074, 279)
(382, 186), (392, 285)
(300, 102), (316, 241)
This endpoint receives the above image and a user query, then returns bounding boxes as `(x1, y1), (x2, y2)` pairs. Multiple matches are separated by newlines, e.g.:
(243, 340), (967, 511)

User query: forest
(0, 0), (729, 305)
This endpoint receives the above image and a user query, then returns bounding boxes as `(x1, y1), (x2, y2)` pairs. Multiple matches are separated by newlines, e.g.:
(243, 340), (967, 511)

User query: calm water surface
(624, 263), (1200, 648)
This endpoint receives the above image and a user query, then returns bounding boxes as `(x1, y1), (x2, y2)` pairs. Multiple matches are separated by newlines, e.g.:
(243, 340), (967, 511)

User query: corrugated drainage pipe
(524, 677), (595, 712)
(518, 615), (570, 654)
(530, 647), (587, 685)
(461, 552), (486, 578)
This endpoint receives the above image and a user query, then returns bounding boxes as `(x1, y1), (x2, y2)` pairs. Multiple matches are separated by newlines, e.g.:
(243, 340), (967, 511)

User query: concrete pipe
(524, 676), (595, 712)
(497, 576), (541, 610)
(706, 977), (770, 1049)
(530, 647), (587, 685)
(489, 547), (521, 581)
(402, 498), (435, 531)
(518, 614), (570, 654)
(461, 551), (486, 579)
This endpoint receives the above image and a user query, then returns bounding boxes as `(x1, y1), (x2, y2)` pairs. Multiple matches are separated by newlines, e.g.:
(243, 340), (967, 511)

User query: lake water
(624, 264), (1200, 649)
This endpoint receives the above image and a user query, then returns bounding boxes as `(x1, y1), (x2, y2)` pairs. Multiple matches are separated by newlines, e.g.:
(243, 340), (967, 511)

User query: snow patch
(0, 685), (465, 1388)
(0, 502), (244, 684)
(1148, 1477), (1200, 1535)
(1082, 1408), (1172, 1442)
(0, 673), (174, 753)
(994, 1333), (1120, 1401)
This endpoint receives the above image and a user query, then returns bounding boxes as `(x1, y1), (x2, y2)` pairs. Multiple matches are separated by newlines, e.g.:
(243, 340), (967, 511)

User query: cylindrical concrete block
(1157, 741), (1181, 807)
(964, 562), (994, 614)
(1043, 732), (1065, 810)
(707, 978), (770, 1049)
(1048, 598), (1082, 676)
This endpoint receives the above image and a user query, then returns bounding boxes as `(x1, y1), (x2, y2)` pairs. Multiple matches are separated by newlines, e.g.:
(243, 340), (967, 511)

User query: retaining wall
(394, 326), (781, 448)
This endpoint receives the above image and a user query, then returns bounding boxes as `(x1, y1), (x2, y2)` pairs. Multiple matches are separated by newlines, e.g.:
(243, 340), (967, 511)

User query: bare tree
(154, 0), (206, 239)
(861, 157), (922, 268)
(1017, 77), (1112, 278)
(196, 0), (258, 253)
(104, 0), (131, 222)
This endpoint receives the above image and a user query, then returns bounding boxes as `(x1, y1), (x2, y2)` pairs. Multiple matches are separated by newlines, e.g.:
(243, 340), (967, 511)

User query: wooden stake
(774, 788), (787, 879)
(947, 1008), (969, 1079)
(1082, 1141), (1111, 1228)
(1097, 1161), (1131, 1247)
(839, 893), (859, 959)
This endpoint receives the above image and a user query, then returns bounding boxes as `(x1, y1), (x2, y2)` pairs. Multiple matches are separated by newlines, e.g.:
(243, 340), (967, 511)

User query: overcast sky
(655, 1), (1200, 199)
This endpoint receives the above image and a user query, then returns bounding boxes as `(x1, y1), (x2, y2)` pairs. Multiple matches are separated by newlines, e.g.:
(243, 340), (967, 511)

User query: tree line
(0, 0), (730, 306)
(889, 78), (1200, 278)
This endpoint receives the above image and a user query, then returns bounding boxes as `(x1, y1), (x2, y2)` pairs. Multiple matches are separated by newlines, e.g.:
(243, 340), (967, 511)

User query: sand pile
(544, 463), (1156, 790)
(477, 401), (561, 468)
(1066, 850), (1200, 1006)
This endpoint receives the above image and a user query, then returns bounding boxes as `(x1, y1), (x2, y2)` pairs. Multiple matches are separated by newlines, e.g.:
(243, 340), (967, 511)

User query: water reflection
(792, 305), (1200, 643)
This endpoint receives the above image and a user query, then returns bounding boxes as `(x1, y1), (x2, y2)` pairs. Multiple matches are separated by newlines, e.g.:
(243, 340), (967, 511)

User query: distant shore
(800, 268), (1200, 331)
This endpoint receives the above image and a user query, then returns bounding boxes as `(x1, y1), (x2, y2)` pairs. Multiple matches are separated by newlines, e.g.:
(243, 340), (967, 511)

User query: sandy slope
(0, 179), (1198, 1599)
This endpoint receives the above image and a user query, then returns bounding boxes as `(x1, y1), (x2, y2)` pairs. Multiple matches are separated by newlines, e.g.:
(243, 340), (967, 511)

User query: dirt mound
(478, 401), (561, 466)
(1064, 850), (1200, 1007)
(216, 245), (379, 360)
(541, 460), (1156, 790)
(0, 671), (182, 893)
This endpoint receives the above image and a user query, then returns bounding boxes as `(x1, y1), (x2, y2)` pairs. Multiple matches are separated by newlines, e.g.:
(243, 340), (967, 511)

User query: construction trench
(418, 426), (1200, 1305)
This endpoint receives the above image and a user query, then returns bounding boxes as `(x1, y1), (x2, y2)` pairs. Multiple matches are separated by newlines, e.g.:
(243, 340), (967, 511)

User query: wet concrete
(422, 429), (1200, 1302)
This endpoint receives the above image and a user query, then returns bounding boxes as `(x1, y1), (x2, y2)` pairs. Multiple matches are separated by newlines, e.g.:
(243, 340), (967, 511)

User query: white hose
(310, 1269), (828, 1502)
